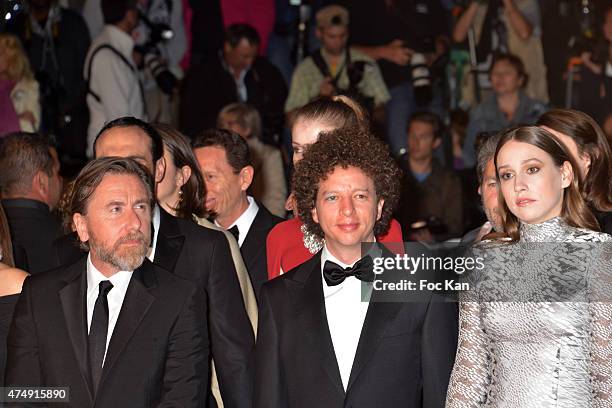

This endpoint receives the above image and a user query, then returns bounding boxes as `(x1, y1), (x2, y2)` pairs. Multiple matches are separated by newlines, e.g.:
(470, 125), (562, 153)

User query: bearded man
(5, 157), (209, 407)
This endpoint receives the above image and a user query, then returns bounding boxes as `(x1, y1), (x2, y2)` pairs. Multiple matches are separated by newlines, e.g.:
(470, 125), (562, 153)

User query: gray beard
(90, 232), (149, 272)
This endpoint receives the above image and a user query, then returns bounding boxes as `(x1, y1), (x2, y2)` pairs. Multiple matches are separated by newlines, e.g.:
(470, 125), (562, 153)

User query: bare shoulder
(0, 265), (29, 297)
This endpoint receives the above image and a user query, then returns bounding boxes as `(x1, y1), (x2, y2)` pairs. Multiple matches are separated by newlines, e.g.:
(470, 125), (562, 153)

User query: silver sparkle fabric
(446, 218), (612, 407)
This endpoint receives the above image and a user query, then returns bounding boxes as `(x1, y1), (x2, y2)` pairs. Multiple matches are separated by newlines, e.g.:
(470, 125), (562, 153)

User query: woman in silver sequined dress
(446, 126), (612, 407)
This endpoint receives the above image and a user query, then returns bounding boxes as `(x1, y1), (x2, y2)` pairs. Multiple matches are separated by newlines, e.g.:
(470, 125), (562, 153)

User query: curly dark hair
(292, 126), (401, 240)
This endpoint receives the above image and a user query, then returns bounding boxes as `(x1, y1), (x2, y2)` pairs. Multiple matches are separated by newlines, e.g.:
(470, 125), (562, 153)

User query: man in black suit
(180, 23), (287, 144)
(6, 157), (208, 407)
(55, 117), (254, 408)
(0, 132), (64, 274)
(193, 129), (283, 300)
(254, 127), (458, 407)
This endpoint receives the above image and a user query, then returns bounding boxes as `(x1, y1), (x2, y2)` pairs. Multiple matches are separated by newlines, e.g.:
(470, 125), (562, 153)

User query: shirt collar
(103, 24), (135, 60)
(147, 204), (161, 261)
(215, 196), (259, 246)
(86, 253), (133, 297)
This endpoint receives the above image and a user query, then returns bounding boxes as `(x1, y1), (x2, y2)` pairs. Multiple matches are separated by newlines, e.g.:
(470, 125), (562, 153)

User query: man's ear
(315, 27), (323, 41)
(312, 206), (319, 224)
(32, 170), (50, 203)
(73, 213), (89, 244)
(239, 166), (254, 191)
(154, 157), (166, 184)
(376, 198), (385, 221)
(560, 161), (573, 189)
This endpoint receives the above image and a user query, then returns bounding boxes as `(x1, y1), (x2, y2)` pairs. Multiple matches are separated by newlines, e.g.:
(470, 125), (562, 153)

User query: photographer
(6, 0), (90, 160)
(84, 0), (147, 157)
(284, 5), (390, 124)
(452, 0), (548, 106)
(83, 0), (186, 123)
(336, 0), (450, 157)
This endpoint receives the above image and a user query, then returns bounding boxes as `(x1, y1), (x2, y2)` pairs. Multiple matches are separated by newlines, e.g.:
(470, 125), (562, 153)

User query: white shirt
(86, 254), (133, 364)
(84, 25), (147, 158)
(320, 245), (372, 390)
(148, 205), (161, 261)
(215, 196), (259, 247)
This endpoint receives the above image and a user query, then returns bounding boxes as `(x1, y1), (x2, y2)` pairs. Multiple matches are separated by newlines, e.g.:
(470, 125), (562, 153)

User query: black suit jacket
(53, 208), (254, 408)
(1, 199), (62, 274)
(240, 204), (283, 300)
(5, 258), (208, 407)
(254, 251), (458, 408)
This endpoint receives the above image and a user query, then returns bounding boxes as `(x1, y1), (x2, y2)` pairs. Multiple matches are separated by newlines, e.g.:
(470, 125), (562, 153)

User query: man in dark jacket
(180, 23), (287, 145)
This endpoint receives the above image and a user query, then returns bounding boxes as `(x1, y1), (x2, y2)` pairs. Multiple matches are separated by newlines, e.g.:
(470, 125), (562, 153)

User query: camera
(410, 53), (433, 106)
(135, 11), (177, 95)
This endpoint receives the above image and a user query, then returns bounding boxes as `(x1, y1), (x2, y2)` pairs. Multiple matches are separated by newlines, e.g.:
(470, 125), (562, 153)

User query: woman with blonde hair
(0, 33), (40, 134)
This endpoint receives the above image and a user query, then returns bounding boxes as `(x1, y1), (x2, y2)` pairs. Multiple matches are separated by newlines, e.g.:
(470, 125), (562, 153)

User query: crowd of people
(0, 0), (612, 407)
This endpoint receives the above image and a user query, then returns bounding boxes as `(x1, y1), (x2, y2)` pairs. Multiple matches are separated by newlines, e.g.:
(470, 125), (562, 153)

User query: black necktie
(323, 255), (374, 286)
(89, 280), (113, 394)
(228, 225), (239, 243)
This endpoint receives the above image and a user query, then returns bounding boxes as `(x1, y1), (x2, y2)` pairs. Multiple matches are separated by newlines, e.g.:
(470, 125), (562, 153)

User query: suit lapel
(345, 299), (404, 393)
(58, 258), (94, 401)
(346, 257), (407, 393)
(98, 261), (157, 391)
(154, 207), (185, 273)
(289, 254), (345, 398)
(240, 208), (266, 271)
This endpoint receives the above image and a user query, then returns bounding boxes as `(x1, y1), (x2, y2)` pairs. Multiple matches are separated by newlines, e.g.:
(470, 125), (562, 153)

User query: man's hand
(581, 52), (603, 75)
(380, 39), (413, 66)
(319, 77), (336, 97)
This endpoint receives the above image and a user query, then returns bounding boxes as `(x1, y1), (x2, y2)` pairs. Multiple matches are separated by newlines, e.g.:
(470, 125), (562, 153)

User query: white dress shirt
(84, 25), (147, 157)
(215, 196), (259, 247)
(147, 205), (161, 261)
(86, 255), (133, 364)
(320, 245), (372, 390)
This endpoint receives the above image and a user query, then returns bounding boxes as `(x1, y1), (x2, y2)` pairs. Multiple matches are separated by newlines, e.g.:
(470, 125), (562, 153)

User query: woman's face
(496, 140), (572, 225)
(490, 60), (523, 96)
(540, 126), (591, 179)
(291, 118), (337, 164)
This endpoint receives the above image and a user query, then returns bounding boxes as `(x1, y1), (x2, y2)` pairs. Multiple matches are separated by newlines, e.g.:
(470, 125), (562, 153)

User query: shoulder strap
(311, 49), (331, 79)
(86, 44), (135, 103)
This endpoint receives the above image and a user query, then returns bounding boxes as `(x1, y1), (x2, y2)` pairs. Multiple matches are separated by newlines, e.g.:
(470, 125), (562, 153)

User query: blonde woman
(0, 33), (40, 133)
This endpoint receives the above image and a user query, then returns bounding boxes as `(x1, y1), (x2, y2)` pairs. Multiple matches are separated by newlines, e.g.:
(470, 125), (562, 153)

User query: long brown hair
(537, 109), (612, 212)
(154, 124), (207, 219)
(0, 203), (15, 267)
(494, 126), (600, 241)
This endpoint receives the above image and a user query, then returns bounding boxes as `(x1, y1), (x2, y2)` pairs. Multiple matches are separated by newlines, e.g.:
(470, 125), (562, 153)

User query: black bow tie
(323, 255), (375, 286)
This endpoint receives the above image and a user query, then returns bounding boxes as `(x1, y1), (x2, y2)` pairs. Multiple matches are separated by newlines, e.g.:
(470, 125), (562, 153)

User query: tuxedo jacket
(240, 203), (283, 300)
(5, 258), (208, 407)
(53, 208), (255, 408)
(254, 252), (458, 408)
(1, 198), (62, 274)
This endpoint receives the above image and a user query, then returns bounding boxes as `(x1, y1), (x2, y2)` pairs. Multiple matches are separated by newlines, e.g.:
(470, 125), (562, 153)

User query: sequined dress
(446, 218), (612, 407)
